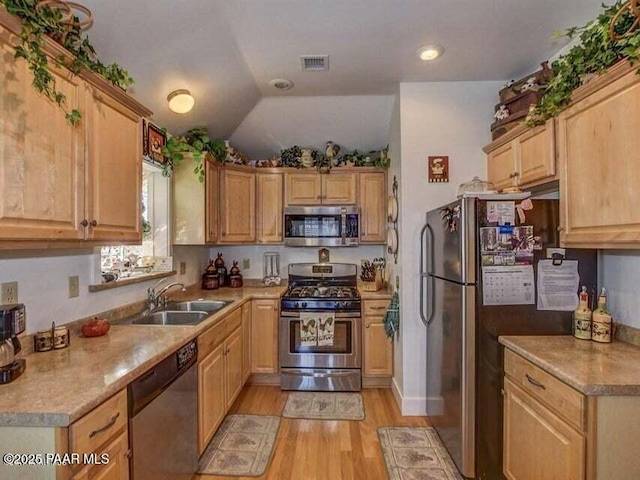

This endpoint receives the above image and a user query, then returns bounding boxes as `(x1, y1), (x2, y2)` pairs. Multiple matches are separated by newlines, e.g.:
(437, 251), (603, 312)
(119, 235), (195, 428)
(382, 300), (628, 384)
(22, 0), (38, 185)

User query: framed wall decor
(147, 122), (167, 164)
(428, 156), (449, 183)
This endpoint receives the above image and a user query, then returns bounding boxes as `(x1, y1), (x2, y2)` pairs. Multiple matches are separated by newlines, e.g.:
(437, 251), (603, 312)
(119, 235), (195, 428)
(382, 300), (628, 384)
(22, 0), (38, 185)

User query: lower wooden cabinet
(71, 431), (130, 480)
(251, 299), (279, 374)
(242, 301), (252, 383)
(225, 326), (244, 410)
(362, 300), (393, 377)
(503, 377), (584, 480)
(198, 341), (227, 453)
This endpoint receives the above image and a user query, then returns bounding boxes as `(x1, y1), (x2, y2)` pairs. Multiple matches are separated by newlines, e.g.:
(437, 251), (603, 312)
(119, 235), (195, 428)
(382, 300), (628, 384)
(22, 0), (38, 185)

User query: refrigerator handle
(426, 225), (436, 326)
(419, 223), (429, 325)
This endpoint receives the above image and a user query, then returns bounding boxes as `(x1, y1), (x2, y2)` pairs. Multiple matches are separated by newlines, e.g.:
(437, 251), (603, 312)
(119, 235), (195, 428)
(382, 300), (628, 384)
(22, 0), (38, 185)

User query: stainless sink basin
(128, 310), (210, 326)
(169, 300), (233, 313)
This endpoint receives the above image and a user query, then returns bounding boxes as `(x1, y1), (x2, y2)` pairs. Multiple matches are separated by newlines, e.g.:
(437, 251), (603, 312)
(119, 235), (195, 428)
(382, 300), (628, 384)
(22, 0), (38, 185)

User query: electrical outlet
(68, 276), (79, 298)
(180, 262), (186, 275)
(1, 282), (18, 304)
(243, 258), (250, 270)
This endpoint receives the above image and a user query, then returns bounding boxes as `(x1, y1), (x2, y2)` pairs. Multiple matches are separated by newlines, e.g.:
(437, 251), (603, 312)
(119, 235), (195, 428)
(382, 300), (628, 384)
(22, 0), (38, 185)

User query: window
(98, 161), (172, 282)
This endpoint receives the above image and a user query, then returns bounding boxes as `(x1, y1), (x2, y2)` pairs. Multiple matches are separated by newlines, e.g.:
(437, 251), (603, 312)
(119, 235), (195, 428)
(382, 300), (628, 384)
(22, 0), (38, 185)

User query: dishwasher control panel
(177, 340), (197, 371)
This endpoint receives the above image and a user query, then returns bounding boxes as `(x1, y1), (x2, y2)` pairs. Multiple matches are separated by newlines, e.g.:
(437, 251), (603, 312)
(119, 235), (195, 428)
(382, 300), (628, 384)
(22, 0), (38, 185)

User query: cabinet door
(322, 173), (357, 205)
(285, 173), (322, 205)
(85, 85), (142, 242)
(517, 121), (556, 186)
(71, 431), (130, 480)
(487, 142), (517, 192)
(242, 301), (252, 383)
(558, 68), (640, 247)
(225, 326), (244, 410)
(198, 342), (226, 453)
(359, 172), (386, 243)
(0, 27), (86, 241)
(503, 377), (584, 480)
(251, 299), (279, 374)
(363, 318), (393, 376)
(219, 169), (255, 243)
(206, 160), (219, 243)
(257, 173), (283, 243)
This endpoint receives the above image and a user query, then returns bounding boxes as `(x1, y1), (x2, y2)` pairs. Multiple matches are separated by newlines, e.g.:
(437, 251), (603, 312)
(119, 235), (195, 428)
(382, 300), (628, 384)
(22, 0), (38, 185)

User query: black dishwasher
(128, 340), (198, 480)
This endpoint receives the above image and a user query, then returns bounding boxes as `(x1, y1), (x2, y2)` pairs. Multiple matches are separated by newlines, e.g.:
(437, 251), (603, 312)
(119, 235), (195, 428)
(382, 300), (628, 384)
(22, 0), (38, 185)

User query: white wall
(209, 245), (385, 279)
(0, 246), (209, 334)
(229, 95), (395, 159)
(397, 81), (502, 414)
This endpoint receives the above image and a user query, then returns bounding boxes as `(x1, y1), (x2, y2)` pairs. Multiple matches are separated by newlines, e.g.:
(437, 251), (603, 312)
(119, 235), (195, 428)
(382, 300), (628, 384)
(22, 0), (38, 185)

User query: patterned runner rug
(282, 392), (365, 420)
(197, 414), (281, 476)
(378, 427), (463, 480)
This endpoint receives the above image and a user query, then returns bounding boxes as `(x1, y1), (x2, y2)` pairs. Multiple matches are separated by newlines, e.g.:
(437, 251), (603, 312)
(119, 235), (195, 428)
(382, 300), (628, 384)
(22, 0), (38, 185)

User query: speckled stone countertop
(500, 335), (640, 396)
(0, 285), (286, 428)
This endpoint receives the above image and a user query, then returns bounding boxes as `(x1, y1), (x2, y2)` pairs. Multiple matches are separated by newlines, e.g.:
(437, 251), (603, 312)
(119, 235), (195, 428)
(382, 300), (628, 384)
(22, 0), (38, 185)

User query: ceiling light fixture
(269, 78), (294, 90)
(167, 89), (195, 114)
(417, 45), (444, 61)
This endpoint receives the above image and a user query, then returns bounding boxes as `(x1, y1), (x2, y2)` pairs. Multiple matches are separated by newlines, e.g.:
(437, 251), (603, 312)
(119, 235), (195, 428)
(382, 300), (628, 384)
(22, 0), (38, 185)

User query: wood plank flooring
(195, 386), (430, 480)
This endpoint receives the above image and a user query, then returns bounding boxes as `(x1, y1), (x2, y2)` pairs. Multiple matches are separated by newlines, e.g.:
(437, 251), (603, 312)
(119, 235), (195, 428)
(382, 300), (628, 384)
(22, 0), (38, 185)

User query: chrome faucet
(147, 280), (186, 312)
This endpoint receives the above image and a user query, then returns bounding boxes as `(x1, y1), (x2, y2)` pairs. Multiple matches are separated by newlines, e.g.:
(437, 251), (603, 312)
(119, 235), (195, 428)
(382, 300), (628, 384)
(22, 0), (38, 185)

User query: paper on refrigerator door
(482, 265), (535, 306)
(536, 260), (580, 311)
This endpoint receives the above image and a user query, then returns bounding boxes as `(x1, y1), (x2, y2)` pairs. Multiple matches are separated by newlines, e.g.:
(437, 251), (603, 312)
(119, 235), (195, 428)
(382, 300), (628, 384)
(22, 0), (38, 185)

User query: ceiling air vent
(300, 55), (329, 72)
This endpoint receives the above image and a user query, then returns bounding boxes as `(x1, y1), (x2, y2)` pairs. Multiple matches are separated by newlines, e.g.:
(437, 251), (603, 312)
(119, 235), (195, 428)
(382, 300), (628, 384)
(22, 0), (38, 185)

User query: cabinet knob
(317, 195), (322, 199)
(557, 226), (564, 232)
(90, 220), (98, 227)
(366, 324), (370, 328)
(273, 306), (278, 311)
(509, 172), (520, 179)
(80, 219), (88, 227)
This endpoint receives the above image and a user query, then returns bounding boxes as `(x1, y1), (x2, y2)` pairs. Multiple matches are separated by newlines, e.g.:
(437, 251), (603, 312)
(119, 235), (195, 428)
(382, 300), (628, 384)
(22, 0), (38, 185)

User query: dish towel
(383, 292), (400, 339)
(300, 313), (318, 347)
(317, 314), (335, 346)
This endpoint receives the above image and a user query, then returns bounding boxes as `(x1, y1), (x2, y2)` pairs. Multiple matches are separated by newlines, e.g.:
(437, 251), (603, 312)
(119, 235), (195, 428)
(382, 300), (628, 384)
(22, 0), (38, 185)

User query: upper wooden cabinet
(219, 167), (256, 243)
(0, 18), (151, 246)
(484, 121), (556, 192)
(257, 173), (283, 243)
(359, 172), (387, 244)
(286, 172), (357, 205)
(557, 62), (640, 248)
(206, 161), (219, 244)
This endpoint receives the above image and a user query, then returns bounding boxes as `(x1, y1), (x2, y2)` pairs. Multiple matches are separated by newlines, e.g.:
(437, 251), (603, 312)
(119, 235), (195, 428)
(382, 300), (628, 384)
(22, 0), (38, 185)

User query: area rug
(282, 392), (365, 420)
(197, 414), (281, 476)
(378, 427), (463, 480)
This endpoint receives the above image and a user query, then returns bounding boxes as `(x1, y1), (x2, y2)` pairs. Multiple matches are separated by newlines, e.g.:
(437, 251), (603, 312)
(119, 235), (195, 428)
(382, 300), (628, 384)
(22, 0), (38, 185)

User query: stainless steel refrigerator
(419, 197), (597, 480)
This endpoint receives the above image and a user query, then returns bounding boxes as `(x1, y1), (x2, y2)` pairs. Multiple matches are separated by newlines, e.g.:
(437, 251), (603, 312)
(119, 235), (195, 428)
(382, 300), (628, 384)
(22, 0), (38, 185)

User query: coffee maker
(0, 304), (26, 384)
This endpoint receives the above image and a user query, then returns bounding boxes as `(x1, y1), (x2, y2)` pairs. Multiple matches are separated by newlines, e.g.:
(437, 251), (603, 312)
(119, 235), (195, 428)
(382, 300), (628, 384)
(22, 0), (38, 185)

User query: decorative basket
(35, 1), (94, 44)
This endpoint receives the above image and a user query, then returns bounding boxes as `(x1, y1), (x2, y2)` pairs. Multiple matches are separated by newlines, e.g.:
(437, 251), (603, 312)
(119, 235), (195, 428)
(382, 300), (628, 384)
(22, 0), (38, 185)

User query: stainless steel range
(280, 263), (362, 392)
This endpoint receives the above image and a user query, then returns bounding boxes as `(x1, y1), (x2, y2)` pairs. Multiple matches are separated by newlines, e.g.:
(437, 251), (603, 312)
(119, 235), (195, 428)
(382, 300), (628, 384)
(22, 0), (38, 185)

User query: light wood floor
(195, 386), (430, 480)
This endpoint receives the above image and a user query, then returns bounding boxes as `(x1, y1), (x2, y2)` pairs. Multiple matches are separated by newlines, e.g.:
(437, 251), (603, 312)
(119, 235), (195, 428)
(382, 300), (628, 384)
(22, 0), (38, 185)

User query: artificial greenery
(1, 0), (134, 125)
(280, 146), (303, 168)
(162, 127), (226, 182)
(528, 1), (640, 125)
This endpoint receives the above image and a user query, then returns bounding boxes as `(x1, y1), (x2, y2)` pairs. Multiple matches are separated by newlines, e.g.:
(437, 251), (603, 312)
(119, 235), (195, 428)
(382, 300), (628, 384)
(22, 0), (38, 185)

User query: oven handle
(283, 369), (358, 378)
(280, 311), (361, 318)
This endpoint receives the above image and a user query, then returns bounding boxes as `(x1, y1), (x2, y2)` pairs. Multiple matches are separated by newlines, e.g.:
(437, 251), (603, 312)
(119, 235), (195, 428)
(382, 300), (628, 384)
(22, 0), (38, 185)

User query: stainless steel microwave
(284, 206), (359, 247)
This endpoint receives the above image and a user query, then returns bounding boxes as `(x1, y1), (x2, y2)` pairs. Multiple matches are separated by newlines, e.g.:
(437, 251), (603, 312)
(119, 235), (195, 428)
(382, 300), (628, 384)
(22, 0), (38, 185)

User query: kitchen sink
(126, 310), (210, 326)
(168, 300), (233, 313)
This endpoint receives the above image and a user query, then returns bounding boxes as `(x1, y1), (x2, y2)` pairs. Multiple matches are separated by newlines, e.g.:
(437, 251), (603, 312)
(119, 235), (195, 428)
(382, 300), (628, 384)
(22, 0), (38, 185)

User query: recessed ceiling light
(167, 89), (195, 114)
(269, 78), (294, 90)
(417, 45), (444, 61)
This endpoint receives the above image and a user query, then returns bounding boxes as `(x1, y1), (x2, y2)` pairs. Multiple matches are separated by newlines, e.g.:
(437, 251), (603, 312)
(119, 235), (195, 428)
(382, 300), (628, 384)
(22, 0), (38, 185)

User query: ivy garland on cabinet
(529, 0), (640, 125)
(0, 0), (134, 125)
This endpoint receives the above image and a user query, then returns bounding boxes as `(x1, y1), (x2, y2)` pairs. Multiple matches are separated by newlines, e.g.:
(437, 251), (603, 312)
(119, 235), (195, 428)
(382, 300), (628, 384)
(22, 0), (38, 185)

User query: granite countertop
(500, 335), (640, 396)
(0, 285), (286, 428)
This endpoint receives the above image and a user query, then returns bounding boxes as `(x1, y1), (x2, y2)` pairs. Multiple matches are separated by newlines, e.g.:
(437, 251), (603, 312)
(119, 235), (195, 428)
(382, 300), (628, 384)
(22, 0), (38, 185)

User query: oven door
(279, 311), (361, 369)
(284, 206), (359, 247)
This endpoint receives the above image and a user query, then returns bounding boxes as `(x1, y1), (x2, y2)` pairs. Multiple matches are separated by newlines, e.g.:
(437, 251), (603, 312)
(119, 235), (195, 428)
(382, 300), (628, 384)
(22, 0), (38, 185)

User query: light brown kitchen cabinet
(0, 18), (151, 247)
(242, 301), (252, 383)
(85, 85), (142, 242)
(257, 173), (283, 243)
(285, 173), (323, 205)
(362, 300), (393, 377)
(285, 172), (357, 205)
(503, 377), (584, 480)
(557, 62), (640, 248)
(225, 326), (244, 410)
(198, 341), (226, 453)
(251, 299), (279, 374)
(206, 160), (219, 243)
(322, 172), (357, 205)
(484, 121), (556, 192)
(71, 431), (130, 480)
(359, 172), (387, 243)
(219, 168), (256, 243)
